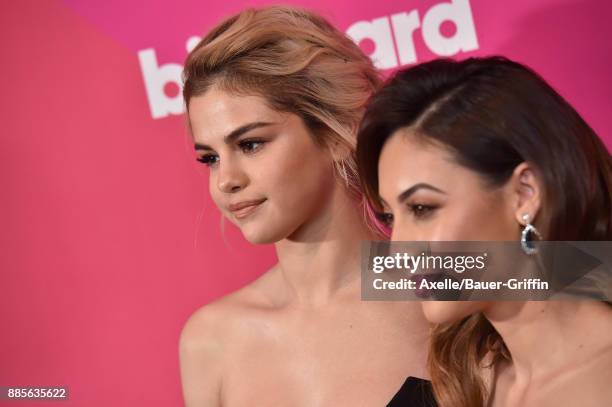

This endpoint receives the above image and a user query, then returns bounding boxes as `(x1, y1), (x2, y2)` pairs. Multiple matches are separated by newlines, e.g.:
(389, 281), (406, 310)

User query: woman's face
(188, 87), (337, 244)
(377, 129), (522, 323)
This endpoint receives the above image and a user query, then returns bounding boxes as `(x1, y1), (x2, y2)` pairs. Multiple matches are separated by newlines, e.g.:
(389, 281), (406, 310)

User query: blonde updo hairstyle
(182, 5), (384, 233)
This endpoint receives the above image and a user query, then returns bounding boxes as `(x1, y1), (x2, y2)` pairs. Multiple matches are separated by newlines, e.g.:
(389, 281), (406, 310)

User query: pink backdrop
(2, 0), (611, 405)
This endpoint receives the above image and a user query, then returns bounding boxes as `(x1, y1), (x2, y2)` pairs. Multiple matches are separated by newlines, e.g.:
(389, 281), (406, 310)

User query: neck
(485, 301), (612, 380)
(273, 183), (377, 307)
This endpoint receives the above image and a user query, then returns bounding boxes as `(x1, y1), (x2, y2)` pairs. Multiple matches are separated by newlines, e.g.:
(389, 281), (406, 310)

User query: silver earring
(521, 213), (541, 255)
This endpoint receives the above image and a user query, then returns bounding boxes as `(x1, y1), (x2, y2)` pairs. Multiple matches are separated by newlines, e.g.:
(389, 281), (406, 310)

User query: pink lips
(228, 198), (266, 219)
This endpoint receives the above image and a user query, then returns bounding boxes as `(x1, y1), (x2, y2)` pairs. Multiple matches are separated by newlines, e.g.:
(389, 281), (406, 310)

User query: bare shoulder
(178, 298), (232, 406)
(179, 270), (279, 406)
(180, 280), (270, 348)
(181, 266), (280, 343)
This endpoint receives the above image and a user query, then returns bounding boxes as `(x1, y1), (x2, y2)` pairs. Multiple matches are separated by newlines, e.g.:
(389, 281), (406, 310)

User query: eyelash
(196, 155), (219, 167)
(408, 204), (437, 219)
(377, 212), (394, 227)
(196, 139), (266, 168)
(377, 204), (437, 227)
(238, 139), (265, 154)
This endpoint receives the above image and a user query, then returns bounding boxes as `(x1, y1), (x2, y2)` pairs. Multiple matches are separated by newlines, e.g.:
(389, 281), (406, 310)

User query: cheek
(431, 193), (516, 240)
(265, 149), (334, 206)
(460, 197), (516, 240)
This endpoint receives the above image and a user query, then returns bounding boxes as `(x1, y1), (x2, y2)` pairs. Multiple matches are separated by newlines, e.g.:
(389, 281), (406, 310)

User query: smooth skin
(378, 128), (612, 407)
(179, 88), (430, 407)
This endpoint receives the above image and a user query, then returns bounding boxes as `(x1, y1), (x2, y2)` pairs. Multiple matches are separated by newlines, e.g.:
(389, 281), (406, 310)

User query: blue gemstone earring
(521, 213), (541, 255)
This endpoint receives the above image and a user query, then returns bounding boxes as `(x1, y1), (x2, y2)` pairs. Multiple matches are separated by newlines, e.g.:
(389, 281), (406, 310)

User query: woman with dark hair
(356, 56), (612, 406)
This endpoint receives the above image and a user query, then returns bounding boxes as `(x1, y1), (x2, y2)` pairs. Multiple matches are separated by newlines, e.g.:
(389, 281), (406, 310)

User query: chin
(242, 232), (279, 245)
(421, 301), (485, 324)
(239, 223), (289, 245)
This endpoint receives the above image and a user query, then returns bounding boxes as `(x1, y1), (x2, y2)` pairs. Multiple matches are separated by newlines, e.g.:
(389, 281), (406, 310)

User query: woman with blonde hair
(178, 6), (433, 407)
(357, 56), (612, 406)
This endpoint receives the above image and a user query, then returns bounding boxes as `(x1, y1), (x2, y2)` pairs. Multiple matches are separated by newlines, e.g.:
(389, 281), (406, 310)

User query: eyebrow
(379, 183), (446, 208)
(397, 183), (446, 203)
(194, 121), (275, 151)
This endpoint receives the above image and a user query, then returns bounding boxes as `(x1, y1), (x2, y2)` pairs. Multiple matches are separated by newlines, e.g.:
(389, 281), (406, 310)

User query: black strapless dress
(387, 377), (437, 406)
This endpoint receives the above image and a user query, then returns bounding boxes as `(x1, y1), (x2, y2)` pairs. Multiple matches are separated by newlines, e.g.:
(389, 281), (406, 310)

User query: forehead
(379, 129), (452, 176)
(378, 129), (462, 201)
(187, 87), (283, 142)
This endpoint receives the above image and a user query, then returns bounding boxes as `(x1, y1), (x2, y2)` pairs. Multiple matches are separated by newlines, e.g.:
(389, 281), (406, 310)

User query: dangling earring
(521, 213), (541, 255)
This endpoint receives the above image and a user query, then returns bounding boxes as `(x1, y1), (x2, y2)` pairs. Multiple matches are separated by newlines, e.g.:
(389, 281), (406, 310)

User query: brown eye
(409, 204), (437, 219)
(377, 212), (394, 227)
(196, 154), (219, 167)
(238, 139), (265, 154)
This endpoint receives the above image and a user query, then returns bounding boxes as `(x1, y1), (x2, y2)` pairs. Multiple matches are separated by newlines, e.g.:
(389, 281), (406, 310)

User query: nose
(216, 159), (248, 193)
(392, 226), (436, 242)
(390, 229), (403, 242)
(391, 225), (419, 242)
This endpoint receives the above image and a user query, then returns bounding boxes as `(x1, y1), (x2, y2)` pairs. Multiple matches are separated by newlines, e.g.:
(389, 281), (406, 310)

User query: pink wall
(1, 0), (610, 405)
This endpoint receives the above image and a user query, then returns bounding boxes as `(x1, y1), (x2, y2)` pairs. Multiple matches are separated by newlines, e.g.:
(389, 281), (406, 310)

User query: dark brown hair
(356, 56), (612, 406)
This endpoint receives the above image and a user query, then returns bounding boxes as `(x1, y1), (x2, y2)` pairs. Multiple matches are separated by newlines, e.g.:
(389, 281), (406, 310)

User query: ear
(509, 162), (542, 226)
